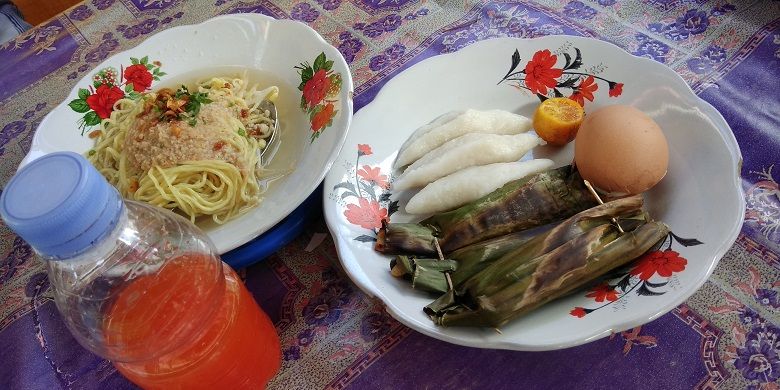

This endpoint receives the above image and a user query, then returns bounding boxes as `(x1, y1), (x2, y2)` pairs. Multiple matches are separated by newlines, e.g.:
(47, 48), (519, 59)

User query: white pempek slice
(405, 159), (555, 214)
(392, 132), (543, 191)
(393, 109), (532, 169)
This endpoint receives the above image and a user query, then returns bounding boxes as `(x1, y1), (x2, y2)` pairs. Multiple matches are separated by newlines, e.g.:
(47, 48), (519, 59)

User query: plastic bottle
(0, 152), (281, 389)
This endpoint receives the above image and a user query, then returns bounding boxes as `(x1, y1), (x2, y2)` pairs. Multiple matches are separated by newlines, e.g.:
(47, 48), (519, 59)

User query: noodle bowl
(89, 76), (278, 224)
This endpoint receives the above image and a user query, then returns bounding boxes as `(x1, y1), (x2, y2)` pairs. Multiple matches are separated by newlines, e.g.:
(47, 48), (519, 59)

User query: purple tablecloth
(1, 0), (778, 389)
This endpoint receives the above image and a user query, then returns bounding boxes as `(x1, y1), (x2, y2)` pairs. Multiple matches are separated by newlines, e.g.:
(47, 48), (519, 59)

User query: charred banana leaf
(448, 229), (537, 288)
(396, 229), (541, 296)
(376, 222), (440, 256)
(459, 195), (645, 298)
(390, 256), (457, 294)
(402, 195), (645, 296)
(375, 165), (597, 256)
(433, 221), (670, 328)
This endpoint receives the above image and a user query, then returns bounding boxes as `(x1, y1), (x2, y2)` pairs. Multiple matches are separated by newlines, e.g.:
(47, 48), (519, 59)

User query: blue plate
(221, 184), (322, 269)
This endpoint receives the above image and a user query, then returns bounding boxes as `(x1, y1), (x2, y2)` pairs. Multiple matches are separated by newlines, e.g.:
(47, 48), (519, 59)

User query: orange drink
(105, 253), (281, 389)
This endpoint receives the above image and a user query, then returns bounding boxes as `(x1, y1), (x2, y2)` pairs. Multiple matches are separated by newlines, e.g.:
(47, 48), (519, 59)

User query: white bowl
(21, 14), (353, 254)
(323, 36), (744, 351)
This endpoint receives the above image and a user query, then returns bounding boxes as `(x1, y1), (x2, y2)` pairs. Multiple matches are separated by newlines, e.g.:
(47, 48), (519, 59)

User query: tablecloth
(0, 0), (778, 389)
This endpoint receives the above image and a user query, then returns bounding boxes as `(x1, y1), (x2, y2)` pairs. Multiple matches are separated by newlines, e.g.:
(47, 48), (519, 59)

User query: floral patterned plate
(20, 14), (353, 255)
(323, 36), (744, 351)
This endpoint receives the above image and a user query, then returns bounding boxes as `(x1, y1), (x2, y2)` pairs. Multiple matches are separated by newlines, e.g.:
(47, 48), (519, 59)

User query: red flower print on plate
(303, 69), (331, 108)
(332, 144), (398, 243)
(86, 85), (124, 119)
(569, 232), (702, 318)
(585, 282), (619, 303)
(609, 82), (624, 97)
(570, 307), (588, 318)
(344, 198), (388, 230)
(630, 250), (687, 281)
(123, 64), (154, 92)
(68, 56), (165, 134)
(296, 52), (343, 142)
(523, 49), (563, 95)
(500, 44), (623, 106)
(569, 75), (597, 107)
(311, 103), (336, 132)
(357, 165), (389, 189)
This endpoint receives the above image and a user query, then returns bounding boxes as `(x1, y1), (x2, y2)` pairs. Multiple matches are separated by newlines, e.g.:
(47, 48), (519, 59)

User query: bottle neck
(44, 203), (129, 289)
(43, 195), (126, 262)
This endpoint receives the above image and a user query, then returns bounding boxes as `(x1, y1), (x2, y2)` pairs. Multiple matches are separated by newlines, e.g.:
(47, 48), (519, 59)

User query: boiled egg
(574, 105), (669, 196)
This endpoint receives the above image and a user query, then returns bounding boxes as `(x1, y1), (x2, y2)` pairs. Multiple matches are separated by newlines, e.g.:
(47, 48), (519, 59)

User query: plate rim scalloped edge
(22, 13), (354, 254)
(324, 35), (745, 351)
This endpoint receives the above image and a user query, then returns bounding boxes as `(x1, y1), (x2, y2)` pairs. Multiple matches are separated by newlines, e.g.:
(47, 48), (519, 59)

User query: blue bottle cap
(0, 152), (123, 259)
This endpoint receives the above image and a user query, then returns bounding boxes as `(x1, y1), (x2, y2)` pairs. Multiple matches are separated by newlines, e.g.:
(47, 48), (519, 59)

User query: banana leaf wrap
(409, 195), (646, 297)
(393, 230), (539, 296)
(431, 221), (670, 328)
(376, 222), (438, 256)
(375, 165), (597, 256)
(448, 230), (537, 288)
(426, 218), (625, 317)
(459, 195), (645, 298)
(390, 256), (457, 294)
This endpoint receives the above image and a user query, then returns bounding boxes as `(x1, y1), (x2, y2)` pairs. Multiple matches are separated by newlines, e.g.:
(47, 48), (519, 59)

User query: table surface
(1, 1), (778, 389)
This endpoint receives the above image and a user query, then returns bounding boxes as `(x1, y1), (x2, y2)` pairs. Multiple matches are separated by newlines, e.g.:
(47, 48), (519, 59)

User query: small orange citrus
(532, 97), (585, 146)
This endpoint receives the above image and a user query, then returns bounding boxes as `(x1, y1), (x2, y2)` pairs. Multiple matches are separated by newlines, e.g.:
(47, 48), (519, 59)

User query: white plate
(21, 14), (353, 254)
(323, 36), (744, 351)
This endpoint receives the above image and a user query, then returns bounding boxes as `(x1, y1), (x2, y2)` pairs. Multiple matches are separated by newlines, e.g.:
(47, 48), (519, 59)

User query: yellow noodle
(87, 76), (278, 224)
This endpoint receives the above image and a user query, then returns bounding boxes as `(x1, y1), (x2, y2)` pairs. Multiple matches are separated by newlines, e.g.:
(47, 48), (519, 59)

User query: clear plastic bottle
(0, 152), (281, 389)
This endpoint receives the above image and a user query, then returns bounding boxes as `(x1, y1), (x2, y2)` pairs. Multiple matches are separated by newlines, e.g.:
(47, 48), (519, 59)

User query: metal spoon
(258, 100), (280, 167)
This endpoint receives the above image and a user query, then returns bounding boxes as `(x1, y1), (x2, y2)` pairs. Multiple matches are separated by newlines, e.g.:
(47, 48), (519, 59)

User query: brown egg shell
(574, 105), (669, 196)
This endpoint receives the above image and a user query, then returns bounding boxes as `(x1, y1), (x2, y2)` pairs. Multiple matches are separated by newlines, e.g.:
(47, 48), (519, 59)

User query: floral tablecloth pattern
(0, 0), (778, 389)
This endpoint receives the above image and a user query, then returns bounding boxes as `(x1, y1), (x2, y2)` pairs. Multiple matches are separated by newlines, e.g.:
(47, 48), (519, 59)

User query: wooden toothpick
(433, 237), (454, 291)
(583, 180), (624, 234)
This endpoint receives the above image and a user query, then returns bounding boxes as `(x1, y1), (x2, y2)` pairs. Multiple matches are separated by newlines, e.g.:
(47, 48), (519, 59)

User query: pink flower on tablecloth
(611, 326), (658, 356)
